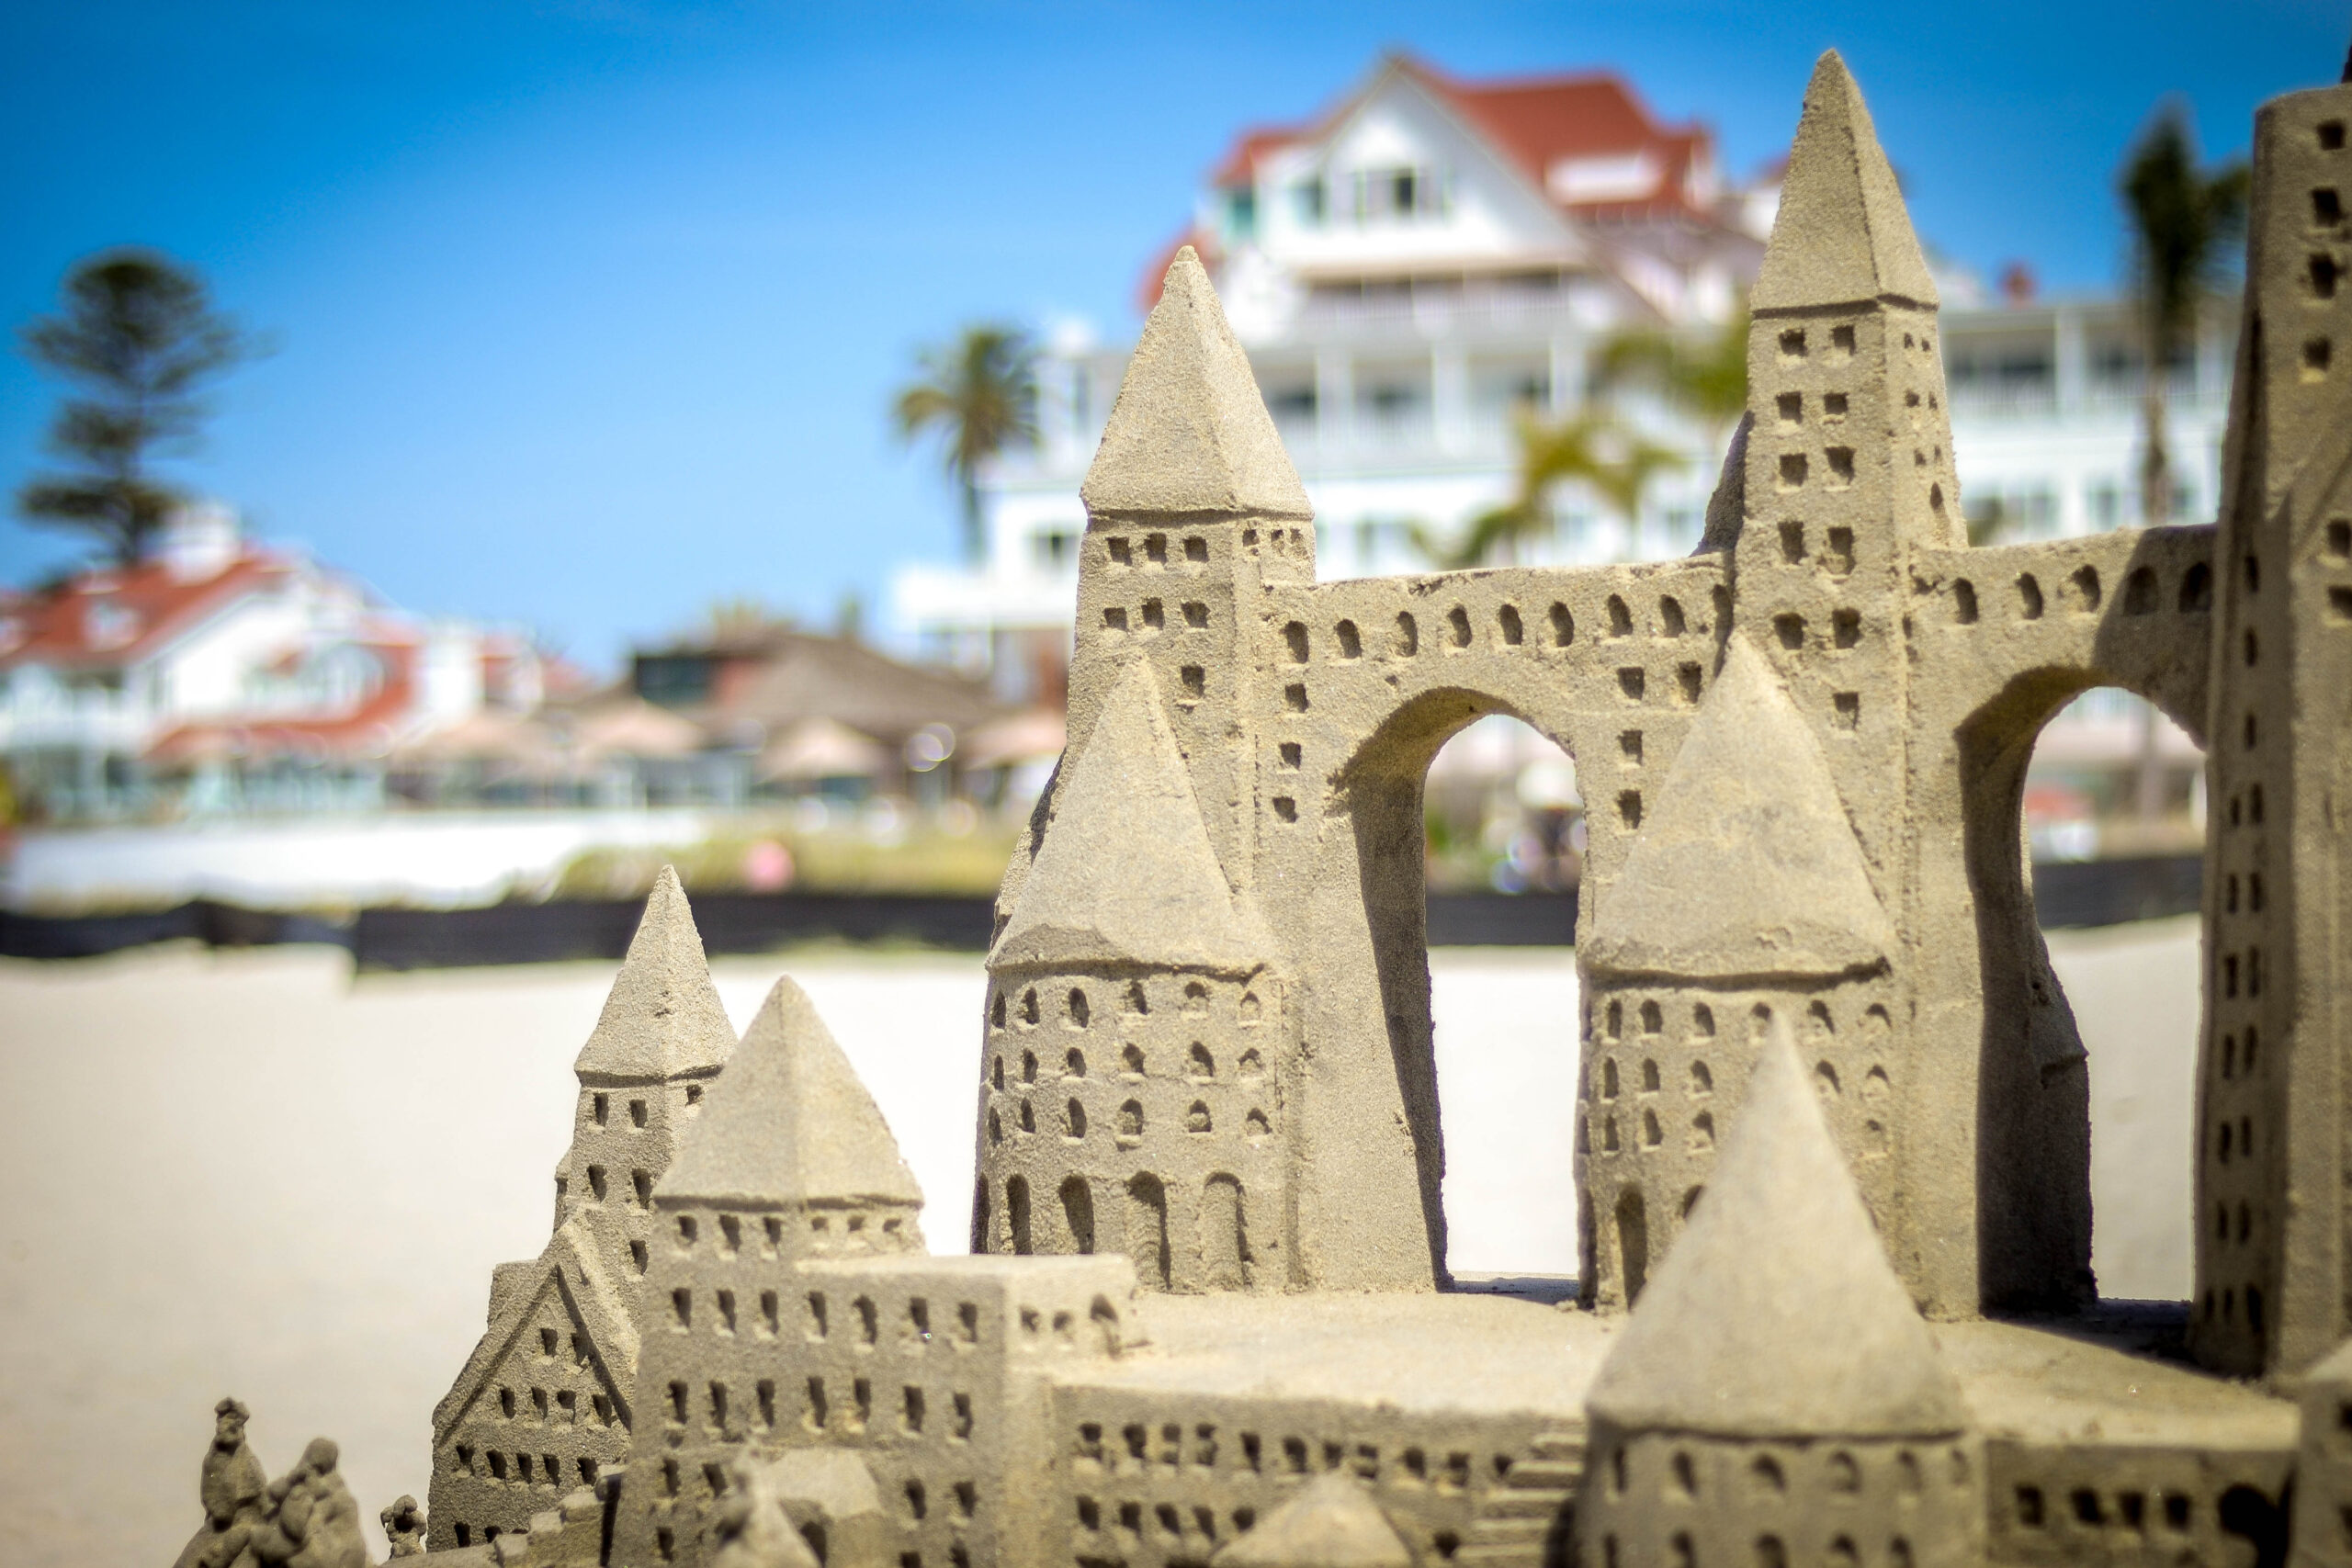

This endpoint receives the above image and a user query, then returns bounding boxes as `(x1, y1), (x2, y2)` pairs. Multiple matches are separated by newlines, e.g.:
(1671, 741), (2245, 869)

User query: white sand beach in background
(0, 919), (2199, 1566)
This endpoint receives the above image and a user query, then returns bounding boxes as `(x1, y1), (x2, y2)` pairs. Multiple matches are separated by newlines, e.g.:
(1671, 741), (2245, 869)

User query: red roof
(0, 548), (297, 671)
(1201, 53), (1717, 220)
(1210, 124), (1309, 186)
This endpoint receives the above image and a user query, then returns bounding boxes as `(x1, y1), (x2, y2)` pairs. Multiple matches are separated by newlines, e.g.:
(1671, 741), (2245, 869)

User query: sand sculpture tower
(978, 659), (1295, 1290)
(429, 868), (739, 1550)
(1577, 1020), (1982, 1568)
(1049, 243), (1318, 875)
(2193, 71), (2352, 1378)
(1578, 636), (1899, 1305)
(1569, 52), (1949, 1310)
(1732, 50), (1963, 832)
(556, 867), (738, 1283)
(613, 977), (925, 1568)
(977, 250), (1306, 1292)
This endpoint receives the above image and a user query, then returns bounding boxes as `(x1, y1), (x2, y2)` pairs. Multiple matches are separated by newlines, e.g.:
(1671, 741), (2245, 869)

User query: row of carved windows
(488, 1382), (612, 1426)
(1070, 1418), (1497, 1492)
(985, 1092), (1273, 1146)
(992, 1042), (1268, 1087)
(657, 1372), (977, 1443)
(991, 979), (1262, 1032)
(1939, 559), (2214, 628)
(448, 1444), (602, 1489)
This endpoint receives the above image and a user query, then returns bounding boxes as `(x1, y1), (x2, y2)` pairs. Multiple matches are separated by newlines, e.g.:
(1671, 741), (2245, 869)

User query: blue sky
(0, 1), (2341, 671)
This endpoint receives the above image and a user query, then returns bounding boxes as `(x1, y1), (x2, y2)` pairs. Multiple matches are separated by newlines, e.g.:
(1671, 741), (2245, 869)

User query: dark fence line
(354, 891), (1589, 969)
(0, 898), (351, 961)
(0, 854), (2202, 968)
(2030, 853), (2206, 931)
(354, 892), (998, 970)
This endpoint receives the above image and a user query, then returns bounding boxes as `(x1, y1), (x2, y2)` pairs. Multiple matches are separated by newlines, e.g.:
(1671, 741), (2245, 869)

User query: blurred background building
(0, 49), (2236, 910)
(0, 508), (1059, 910)
(893, 51), (2226, 886)
(0, 502), (545, 821)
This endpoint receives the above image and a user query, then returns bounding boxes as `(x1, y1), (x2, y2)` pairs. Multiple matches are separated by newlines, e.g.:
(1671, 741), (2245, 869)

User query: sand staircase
(1454, 1431), (1584, 1566)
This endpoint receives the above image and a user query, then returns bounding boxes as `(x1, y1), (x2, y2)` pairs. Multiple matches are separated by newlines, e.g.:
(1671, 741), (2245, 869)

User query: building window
(1226, 186), (1257, 240)
(1292, 179), (1325, 225)
(1267, 387), (1317, 430)
(1351, 165), (1439, 222)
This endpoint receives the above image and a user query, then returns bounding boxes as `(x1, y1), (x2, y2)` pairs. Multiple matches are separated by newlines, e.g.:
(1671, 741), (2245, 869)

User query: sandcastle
(177, 48), (2352, 1568)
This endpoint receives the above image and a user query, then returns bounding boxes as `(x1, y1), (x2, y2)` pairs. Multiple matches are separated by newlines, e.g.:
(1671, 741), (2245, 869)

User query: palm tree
(1593, 306), (1750, 461)
(1433, 411), (1682, 570)
(892, 325), (1038, 565)
(2120, 106), (2247, 530)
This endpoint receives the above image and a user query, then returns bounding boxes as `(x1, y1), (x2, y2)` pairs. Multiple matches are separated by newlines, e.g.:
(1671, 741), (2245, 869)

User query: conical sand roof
(1080, 246), (1314, 521)
(1750, 51), (1938, 311)
(573, 865), (736, 1078)
(1586, 1016), (1965, 1438)
(1212, 1473), (1412, 1567)
(992, 660), (1274, 976)
(1584, 637), (1894, 981)
(658, 976), (923, 1210)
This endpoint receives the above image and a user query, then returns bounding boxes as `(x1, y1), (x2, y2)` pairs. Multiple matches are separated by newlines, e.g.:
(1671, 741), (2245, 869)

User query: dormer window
(1351, 166), (1442, 224)
(1033, 529), (1076, 571)
(1291, 179), (1326, 226)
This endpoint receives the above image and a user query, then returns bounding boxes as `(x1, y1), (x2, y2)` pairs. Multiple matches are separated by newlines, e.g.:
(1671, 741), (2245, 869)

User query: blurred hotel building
(0, 513), (1043, 908)
(0, 503), (543, 822)
(889, 53), (2227, 848)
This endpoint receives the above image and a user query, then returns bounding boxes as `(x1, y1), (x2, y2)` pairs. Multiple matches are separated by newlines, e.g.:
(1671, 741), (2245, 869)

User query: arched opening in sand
(1961, 674), (2206, 1309)
(1348, 700), (1585, 1289)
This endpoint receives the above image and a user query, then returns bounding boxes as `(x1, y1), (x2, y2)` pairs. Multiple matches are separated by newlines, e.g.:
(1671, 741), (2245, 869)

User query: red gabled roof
(0, 548), (299, 671)
(1197, 53), (1719, 221)
(1400, 56), (1713, 218)
(1210, 124), (1308, 187)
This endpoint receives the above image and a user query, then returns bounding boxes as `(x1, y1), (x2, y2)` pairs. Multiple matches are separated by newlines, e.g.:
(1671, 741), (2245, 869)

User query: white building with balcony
(890, 51), (2236, 732)
(0, 503), (542, 821)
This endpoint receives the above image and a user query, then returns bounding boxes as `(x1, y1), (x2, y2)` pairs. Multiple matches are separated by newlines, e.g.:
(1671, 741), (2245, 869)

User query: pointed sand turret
(1584, 637), (1894, 980)
(1750, 51), (1938, 311)
(993, 660), (1273, 976)
(1081, 246), (1314, 521)
(1211, 1473), (1413, 1567)
(573, 865), (736, 1078)
(658, 976), (923, 1211)
(1588, 1016), (1965, 1438)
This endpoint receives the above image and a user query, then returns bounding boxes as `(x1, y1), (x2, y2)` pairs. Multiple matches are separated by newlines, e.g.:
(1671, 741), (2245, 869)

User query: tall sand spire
(1080, 246), (1314, 521)
(1750, 50), (1938, 311)
(573, 864), (736, 1078)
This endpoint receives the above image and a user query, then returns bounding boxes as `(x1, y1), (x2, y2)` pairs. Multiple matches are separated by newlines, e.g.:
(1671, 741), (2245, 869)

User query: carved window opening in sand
(1615, 1189), (1650, 1303)
(1202, 1174), (1254, 1289)
(1005, 1177), (1033, 1256)
(1060, 1176), (1095, 1254)
(1127, 1174), (1171, 1289)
